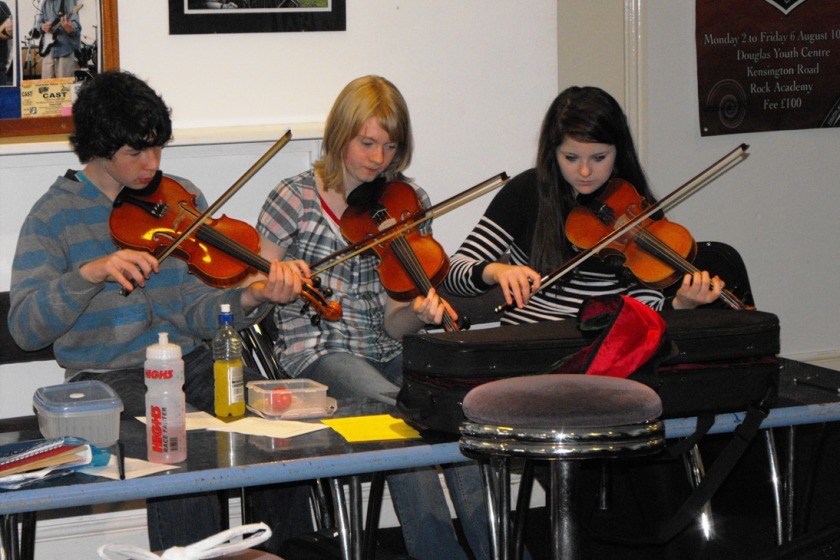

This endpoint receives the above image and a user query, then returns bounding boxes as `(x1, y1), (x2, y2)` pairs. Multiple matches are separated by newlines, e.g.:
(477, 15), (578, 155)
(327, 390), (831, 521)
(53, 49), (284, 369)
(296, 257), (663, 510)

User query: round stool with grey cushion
(460, 374), (665, 560)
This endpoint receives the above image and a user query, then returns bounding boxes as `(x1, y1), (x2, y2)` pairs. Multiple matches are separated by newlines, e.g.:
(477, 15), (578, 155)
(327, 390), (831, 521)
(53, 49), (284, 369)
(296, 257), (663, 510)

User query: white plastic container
(33, 380), (123, 447)
(144, 332), (187, 464)
(246, 379), (337, 420)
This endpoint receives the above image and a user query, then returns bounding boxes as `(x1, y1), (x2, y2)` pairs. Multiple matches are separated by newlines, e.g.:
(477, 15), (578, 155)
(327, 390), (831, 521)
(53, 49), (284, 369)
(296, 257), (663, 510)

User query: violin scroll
(300, 278), (342, 325)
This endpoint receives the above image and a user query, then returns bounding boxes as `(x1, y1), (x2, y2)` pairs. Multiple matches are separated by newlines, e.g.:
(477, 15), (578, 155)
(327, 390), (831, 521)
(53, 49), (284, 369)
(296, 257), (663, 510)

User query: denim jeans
(302, 352), (490, 560)
(73, 346), (314, 552)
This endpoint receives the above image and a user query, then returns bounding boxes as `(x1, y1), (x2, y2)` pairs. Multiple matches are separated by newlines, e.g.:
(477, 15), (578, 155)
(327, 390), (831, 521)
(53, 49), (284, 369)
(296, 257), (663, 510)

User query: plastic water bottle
(213, 304), (246, 419)
(144, 332), (187, 464)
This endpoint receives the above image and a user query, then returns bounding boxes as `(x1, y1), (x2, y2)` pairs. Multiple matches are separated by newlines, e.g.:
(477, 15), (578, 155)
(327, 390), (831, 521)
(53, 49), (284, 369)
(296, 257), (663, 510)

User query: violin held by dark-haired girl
(442, 85), (729, 324)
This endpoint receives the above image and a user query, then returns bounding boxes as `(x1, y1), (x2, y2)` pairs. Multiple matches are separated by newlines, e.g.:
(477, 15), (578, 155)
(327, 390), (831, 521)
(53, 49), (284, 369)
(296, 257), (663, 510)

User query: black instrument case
(397, 309), (780, 434)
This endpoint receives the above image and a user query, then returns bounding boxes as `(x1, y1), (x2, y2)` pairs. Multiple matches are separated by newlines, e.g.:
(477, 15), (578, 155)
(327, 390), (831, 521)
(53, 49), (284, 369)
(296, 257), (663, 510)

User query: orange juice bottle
(212, 304), (245, 418)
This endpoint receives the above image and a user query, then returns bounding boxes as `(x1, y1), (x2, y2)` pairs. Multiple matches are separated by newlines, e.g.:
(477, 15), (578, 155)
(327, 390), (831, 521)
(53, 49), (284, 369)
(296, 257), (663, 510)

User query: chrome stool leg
(483, 454), (512, 560)
(764, 429), (785, 545)
(478, 458), (503, 560)
(550, 460), (582, 560)
(513, 460), (536, 560)
(783, 426), (795, 542)
(329, 478), (353, 560)
(683, 444), (716, 540)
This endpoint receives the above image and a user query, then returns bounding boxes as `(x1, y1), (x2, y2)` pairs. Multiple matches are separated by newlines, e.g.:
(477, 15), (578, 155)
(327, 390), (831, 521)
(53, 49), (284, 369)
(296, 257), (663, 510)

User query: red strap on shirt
(319, 193), (341, 226)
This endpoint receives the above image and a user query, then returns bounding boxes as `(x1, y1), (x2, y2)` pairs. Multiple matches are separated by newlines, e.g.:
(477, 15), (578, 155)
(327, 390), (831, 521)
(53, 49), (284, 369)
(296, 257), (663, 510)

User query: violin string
(573, 177), (748, 311)
(631, 227), (745, 310)
(194, 222), (270, 272)
(309, 173), (509, 277)
(530, 145), (748, 299)
(389, 232), (458, 331)
(194, 222), (341, 318)
(155, 132), (292, 264)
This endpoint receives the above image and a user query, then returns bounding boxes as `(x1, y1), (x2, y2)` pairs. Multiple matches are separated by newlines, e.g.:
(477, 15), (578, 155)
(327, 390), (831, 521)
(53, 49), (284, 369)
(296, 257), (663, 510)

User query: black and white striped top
(442, 169), (665, 325)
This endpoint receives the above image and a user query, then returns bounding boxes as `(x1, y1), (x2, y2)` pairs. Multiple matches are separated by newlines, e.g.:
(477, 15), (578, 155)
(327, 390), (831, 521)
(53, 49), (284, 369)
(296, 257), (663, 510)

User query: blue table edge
(3, 400), (840, 515)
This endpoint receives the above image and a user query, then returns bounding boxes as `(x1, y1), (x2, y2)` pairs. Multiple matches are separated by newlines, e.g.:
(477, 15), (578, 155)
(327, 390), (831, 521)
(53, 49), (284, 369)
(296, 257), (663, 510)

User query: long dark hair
(531, 86), (652, 272)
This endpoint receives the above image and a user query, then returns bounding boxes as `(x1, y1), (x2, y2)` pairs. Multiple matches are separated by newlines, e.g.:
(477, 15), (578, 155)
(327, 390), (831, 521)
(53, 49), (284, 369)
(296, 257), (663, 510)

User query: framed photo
(169, 0), (345, 35)
(1, 0), (118, 138)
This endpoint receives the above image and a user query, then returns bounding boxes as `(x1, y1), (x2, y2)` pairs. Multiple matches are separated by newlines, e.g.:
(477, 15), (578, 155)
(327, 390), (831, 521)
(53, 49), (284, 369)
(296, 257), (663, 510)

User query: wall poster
(169, 1), (345, 35)
(696, 0), (840, 136)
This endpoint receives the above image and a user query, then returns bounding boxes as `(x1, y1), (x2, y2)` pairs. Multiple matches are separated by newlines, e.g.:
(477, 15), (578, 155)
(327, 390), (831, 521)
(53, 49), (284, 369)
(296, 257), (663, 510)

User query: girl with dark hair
(443, 86), (723, 323)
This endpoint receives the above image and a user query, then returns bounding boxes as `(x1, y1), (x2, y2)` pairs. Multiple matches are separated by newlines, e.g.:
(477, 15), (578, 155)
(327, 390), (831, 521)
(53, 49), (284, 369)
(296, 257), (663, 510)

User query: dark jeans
(73, 345), (314, 552)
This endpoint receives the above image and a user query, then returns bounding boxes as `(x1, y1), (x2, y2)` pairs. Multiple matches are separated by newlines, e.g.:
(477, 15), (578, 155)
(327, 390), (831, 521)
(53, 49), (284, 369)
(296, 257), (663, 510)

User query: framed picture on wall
(169, 1), (345, 35)
(1, 0), (118, 138)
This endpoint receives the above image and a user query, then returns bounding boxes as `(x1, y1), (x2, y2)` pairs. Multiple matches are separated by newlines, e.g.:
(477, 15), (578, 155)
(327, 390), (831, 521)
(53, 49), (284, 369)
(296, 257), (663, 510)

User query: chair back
(238, 314), (287, 380)
(663, 241), (755, 308)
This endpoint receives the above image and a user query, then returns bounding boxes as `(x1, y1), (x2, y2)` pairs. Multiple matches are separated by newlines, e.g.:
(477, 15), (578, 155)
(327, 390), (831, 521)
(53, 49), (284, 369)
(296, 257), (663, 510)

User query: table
(2, 358), (840, 557)
(0, 403), (467, 515)
(0, 398), (469, 560)
(665, 358), (840, 437)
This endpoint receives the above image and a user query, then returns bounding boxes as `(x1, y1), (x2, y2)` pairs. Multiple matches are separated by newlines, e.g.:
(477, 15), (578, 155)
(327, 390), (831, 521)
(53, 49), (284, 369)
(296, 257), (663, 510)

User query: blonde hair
(315, 76), (413, 193)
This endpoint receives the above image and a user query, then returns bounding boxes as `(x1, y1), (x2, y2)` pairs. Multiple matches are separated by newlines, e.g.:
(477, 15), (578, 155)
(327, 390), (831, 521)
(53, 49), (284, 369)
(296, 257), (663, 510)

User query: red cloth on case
(554, 295), (667, 378)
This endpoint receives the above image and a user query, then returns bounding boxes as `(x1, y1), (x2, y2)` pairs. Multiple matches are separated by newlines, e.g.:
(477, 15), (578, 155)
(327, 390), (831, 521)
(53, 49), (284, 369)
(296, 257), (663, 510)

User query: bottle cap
(218, 303), (234, 325)
(146, 332), (183, 360)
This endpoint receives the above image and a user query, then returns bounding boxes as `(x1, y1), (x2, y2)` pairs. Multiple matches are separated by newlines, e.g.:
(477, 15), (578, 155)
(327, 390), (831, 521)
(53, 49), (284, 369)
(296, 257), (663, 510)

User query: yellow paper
(321, 414), (421, 442)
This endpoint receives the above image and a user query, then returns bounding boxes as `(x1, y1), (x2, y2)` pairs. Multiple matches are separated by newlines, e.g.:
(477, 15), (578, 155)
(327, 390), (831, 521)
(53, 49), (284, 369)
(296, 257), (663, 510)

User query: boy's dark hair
(70, 71), (172, 163)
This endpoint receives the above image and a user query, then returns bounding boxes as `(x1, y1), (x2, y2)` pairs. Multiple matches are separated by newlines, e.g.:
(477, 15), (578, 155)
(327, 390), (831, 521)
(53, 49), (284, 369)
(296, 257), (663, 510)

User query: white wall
(557, 1), (840, 369)
(117, 0), (555, 249)
(1, 1), (559, 421)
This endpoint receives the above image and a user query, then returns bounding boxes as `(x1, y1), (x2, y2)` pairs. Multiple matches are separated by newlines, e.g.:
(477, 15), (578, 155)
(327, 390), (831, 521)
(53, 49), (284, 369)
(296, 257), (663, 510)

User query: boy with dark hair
(9, 70), (313, 551)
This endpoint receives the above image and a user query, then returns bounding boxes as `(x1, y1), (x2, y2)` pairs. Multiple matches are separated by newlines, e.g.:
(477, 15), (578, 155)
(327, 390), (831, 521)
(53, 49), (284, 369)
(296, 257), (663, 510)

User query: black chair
(0, 291), (55, 560)
(662, 240), (755, 309)
(0, 291), (55, 365)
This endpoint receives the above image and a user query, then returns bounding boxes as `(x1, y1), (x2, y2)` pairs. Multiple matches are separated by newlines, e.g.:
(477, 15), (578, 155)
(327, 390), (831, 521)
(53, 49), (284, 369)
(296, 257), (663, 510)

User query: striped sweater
(8, 171), (267, 375)
(441, 168), (665, 324)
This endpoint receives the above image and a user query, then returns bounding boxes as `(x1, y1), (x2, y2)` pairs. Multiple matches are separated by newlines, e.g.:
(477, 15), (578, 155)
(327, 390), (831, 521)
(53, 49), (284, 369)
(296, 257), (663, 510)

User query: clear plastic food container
(246, 379), (337, 420)
(33, 380), (124, 447)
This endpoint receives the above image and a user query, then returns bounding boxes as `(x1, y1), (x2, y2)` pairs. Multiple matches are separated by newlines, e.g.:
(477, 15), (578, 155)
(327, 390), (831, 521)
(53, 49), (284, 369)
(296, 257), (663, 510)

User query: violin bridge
(378, 217), (397, 231)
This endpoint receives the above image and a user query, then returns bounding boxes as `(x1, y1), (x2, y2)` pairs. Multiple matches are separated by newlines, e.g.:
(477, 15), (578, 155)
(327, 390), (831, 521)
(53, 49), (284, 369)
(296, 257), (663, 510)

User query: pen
(116, 441), (125, 480)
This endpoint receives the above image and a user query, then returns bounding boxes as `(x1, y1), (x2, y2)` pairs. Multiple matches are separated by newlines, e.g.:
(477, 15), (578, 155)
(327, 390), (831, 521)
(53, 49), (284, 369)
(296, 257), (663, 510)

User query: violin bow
(308, 172), (510, 277)
(496, 143), (749, 312)
(154, 130), (292, 264)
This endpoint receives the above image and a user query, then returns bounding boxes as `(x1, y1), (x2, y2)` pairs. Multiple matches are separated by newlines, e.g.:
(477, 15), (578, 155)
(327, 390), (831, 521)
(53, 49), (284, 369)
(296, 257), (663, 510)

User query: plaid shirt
(257, 170), (432, 377)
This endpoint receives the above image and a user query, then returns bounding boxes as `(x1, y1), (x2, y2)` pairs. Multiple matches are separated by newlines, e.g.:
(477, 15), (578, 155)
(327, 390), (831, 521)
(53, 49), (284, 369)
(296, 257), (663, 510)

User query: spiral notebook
(0, 437), (91, 477)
